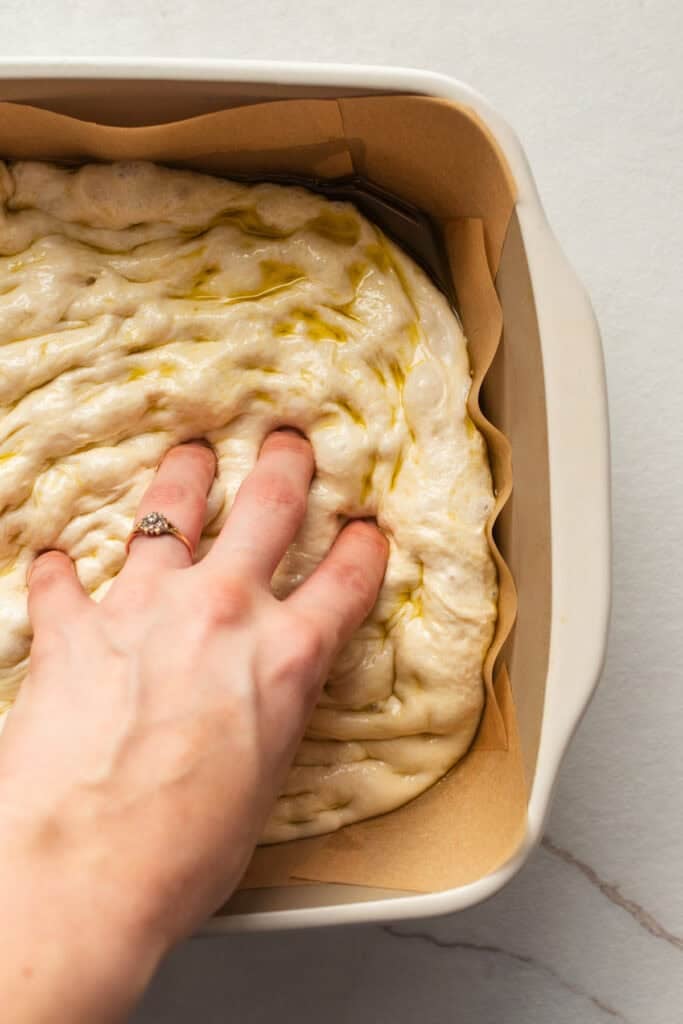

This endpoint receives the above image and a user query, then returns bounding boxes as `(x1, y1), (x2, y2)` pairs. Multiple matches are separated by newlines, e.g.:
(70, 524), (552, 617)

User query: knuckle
(29, 636), (57, 674)
(30, 609), (89, 665)
(28, 643), (48, 673)
(168, 442), (216, 474)
(145, 480), (189, 507)
(205, 575), (251, 625)
(254, 474), (306, 517)
(110, 576), (157, 616)
(30, 626), (62, 660)
(28, 552), (71, 591)
(271, 621), (323, 686)
(330, 559), (377, 606)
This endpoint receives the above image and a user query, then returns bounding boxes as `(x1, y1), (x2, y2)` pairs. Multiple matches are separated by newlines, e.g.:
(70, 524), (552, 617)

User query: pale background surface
(2, 2), (681, 1021)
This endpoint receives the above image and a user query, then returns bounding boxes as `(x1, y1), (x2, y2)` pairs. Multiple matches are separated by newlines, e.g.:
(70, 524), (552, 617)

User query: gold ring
(125, 512), (194, 560)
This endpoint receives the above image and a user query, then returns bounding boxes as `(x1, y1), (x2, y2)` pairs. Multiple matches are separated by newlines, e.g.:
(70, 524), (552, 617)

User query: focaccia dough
(0, 161), (497, 842)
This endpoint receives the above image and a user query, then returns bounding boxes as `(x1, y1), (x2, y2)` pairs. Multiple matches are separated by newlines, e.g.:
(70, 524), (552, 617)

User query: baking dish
(0, 59), (611, 931)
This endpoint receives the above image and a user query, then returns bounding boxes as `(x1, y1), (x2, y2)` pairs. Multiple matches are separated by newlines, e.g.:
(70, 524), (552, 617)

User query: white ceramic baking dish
(0, 59), (611, 932)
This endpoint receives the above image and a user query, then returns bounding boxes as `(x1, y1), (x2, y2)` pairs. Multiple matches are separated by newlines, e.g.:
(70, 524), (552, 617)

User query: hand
(0, 429), (388, 1023)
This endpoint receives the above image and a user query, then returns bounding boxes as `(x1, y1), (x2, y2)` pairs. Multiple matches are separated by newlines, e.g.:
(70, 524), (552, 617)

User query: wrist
(0, 812), (166, 1024)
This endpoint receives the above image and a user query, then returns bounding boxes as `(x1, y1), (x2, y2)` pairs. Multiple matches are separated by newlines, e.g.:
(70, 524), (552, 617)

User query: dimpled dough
(0, 161), (497, 842)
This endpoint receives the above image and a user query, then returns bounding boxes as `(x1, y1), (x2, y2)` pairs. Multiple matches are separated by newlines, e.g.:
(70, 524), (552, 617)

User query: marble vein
(383, 926), (632, 1023)
(542, 837), (683, 953)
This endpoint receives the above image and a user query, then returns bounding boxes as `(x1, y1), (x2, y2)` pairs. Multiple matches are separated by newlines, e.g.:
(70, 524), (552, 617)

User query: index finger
(286, 520), (389, 656)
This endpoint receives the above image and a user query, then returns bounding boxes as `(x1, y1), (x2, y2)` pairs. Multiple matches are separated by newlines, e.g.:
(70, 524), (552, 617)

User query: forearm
(0, 819), (164, 1024)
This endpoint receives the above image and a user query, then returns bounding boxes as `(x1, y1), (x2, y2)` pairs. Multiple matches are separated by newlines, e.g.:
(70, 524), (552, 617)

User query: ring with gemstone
(125, 511), (194, 560)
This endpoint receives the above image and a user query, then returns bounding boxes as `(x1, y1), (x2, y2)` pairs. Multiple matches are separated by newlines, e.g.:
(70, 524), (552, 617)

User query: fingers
(205, 429), (314, 584)
(125, 441), (217, 572)
(27, 550), (89, 634)
(286, 520), (388, 660)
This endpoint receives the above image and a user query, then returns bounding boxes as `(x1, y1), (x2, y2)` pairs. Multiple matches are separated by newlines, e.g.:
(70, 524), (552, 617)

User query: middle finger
(205, 429), (314, 586)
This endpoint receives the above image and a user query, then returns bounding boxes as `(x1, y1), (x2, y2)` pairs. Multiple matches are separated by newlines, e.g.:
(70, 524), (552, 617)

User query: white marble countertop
(2, 3), (681, 1021)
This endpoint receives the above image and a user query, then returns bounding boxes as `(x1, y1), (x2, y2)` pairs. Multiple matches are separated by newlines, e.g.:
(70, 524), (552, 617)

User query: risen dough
(0, 161), (497, 842)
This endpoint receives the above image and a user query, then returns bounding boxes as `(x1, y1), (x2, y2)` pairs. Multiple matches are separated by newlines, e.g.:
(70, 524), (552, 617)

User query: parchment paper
(0, 94), (524, 894)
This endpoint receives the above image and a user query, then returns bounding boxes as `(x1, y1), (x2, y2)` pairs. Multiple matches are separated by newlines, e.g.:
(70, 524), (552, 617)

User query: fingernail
(26, 548), (56, 585)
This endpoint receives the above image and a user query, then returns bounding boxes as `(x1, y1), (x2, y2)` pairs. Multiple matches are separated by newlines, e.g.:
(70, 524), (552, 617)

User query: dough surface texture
(0, 161), (497, 842)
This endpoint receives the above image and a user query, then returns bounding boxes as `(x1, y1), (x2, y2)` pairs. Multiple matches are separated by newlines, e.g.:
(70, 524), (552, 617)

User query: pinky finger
(27, 551), (89, 635)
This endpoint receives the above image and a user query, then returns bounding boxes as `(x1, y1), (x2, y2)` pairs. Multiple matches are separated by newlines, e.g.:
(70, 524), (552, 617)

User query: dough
(0, 161), (497, 842)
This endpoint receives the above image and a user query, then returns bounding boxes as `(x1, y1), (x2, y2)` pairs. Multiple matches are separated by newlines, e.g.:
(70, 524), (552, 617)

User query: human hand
(0, 429), (388, 1022)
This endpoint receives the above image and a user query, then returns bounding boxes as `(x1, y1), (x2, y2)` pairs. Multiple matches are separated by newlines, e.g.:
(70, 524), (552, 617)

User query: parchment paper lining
(0, 94), (524, 895)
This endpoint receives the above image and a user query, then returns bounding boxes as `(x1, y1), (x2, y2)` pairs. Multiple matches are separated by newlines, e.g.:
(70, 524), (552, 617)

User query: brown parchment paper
(0, 94), (525, 895)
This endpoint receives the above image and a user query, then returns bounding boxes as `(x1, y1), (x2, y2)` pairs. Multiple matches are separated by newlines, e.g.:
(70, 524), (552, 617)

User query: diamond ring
(125, 511), (194, 560)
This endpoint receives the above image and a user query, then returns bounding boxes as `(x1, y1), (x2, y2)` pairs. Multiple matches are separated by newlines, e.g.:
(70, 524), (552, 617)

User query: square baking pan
(0, 59), (611, 931)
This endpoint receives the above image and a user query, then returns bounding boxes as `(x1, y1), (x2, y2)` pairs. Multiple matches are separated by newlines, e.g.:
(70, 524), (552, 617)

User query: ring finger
(122, 441), (217, 573)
